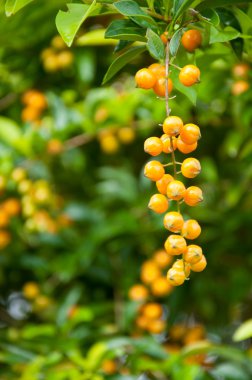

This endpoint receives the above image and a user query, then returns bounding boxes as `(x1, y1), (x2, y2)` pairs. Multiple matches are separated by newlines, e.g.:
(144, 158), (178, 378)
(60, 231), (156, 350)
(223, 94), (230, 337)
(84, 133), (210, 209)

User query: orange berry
(101, 359), (117, 375)
(147, 319), (166, 334)
(180, 124), (201, 145)
(47, 139), (63, 155)
(164, 235), (187, 256)
(184, 245), (203, 264)
(166, 180), (186, 201)
(142, 302), (163, 319)
(57, 51), (73, 68)
(144, 160), (165, 181)
(22, 90), (47, 110)
(177, 136), (197, 154)
(163, 211), (184, 233)
(153, 77), (173, 97)
(153, 249), (173, 268)
(21, 107), (41, 123)
(160, 31), (168, 44)
(172, 259), (191, 277)
(183, 324), (205, 345)
(156, 174), (174, 195)
(0, 210), (9, 227)
(151, 277), (173, 297)
(181, 29), (202, 52)
(148, 63), (166, 78)
(232, 63), (250, 79)
(184, 186), (203, 206)
(163, 116), (183, 136)
(2, 199), (21, 216)
(167, 267), (185, 286)
(22, 282), (40, 299)
(128, 284), (149, 301)
(117, 127), (135, 144)
(231, 80), (249, 96)
(181, 219), (201, 240)
(144, 137), (163, 156)
(148, 194), (169, 214)
(179, 65), (200, 87)
(181, 157), (201, 178)
(160, 135), (177, 153)
(135, 68), (156, 89)
(190, 254), (207, 272)
(140, 260), (161, 284)
(0, 231), (11, 248)
(136, 314), (149, 330)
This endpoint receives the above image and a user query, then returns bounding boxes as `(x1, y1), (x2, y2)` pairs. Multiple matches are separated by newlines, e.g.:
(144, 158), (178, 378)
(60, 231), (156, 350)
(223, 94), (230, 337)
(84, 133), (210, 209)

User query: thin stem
(170, 62), (182, 71)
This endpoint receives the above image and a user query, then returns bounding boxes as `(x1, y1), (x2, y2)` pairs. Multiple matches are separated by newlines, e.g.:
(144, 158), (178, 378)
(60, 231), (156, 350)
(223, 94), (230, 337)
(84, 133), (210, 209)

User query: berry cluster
(231, 62), (250, 96)
(41, 35), (73, 73)
(135, 29), (206, 287)
(21, 89), (47, 125)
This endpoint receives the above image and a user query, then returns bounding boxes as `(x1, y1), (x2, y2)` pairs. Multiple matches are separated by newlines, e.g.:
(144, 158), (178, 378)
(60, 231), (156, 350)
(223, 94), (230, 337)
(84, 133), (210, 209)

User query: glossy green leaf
(102, 45), (146, 84)
(172, 0), (195, 23)
(233, 319), (252, 342)
(21, 324), (56, 339)
(56, 1), (98, 47)
(5, 0), (33, 16)
(0, 117), (31, 155)
(169, 28), (183, 56)
(105, 19), (146, 42)
(114, 0), (157, 29)
(198, 0), (252, 10)
(210, 26), (240, 44)
(77, 29), (118, 46)
(146, 28), (165, 60)
(199, 9), (220, 26)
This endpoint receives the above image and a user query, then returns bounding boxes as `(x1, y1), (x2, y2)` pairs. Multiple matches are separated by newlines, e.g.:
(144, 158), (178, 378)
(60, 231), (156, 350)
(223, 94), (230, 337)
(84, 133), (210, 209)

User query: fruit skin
(231, 80), (249, 96)
(135, 68), (156, 89)
(161, 135), (177, 153)
(153, 249), (173, 268)
(0, 231), (11, 248)
(153, 77), (173, 97)
(128, 284), (149, 301)
(166, 180), (186, 201)
(147, 319), (166, 334)
(160, 31), (168, 44)
(23, 282), (40, 299)
(184, 186), (203, 207)
(190, 255), (207, 272)
(232, 63), (250, 79)
(163, 116), (183, 136)
(167, 268), (185, 286)
(100, 134), (119, 154)
(182, 219), (201, 240)
(156, 174), (174, 195)
(142, 302), (163, 319)
(102, 359), (117, 375)
(184, 245), (203, 264)
(164, 235), (187, 256)
(177, 136), (197, 154)
(151, 277), (173, 297)
(179, 65), (200, 87)
(163, 211), (184, 233)
(180, 123), (201, 145)
(141, 260), (161, 284)
(148, 63), (166, 78)
(172, 259), (191, 277)
(144, 160), (165, 181)
(181, 29), (202, 52)
(148, 194), (169, 214)
(181, 157), (201, 178)
(117, 127), (135, 144)
(2, 198), (21, 216)
(144, 137), (163, 156)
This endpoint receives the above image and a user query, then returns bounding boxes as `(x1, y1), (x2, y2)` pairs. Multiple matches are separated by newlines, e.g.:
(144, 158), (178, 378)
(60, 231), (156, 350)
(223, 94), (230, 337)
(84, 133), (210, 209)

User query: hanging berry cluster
(135, 30), (206, 287)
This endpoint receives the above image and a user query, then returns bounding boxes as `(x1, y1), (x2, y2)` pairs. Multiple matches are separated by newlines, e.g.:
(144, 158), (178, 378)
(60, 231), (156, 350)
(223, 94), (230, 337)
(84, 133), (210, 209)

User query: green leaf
(55, 1), (98, 47)
(102, 45), (146, 84)
(146, 28), (165, 60)
(169, 28), (183, 56)
(198, 0), (252, 10)
(233, 319), (252, 342)
(199, 9), (220, 26)
(5, 0), (33, 16)
(114, 0), (157, 29)
(210, 26), (240, 44)
(105, 19), (146, 42)
(0, 117), (31, 155)
(170, 68), (197, 105)
(172, 0), (195, 23)
(77, 29), (118, 46)
(21, 324), (56, 339)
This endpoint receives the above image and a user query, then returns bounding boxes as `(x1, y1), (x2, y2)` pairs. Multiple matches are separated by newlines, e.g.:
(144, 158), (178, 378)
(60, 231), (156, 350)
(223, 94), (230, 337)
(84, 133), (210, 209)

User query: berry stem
(170, 62), (182, 70)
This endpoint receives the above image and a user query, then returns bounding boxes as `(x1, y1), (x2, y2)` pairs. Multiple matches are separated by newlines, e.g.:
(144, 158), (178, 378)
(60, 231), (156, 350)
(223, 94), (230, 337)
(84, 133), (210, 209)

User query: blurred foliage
(0, 0), (251, 379)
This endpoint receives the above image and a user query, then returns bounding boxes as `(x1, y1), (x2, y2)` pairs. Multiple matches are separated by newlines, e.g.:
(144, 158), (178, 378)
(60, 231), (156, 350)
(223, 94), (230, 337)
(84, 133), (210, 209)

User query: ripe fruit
(142, 302), (163, 319)
(161, 135), (177, 153)
(101, 360), (117, 375)
(153, 249), (173, 268)
(11, 168), (26, 182)
(2, 199), (21, 216)
(160, 31), (168, 44)
(181, 158), (201, 178)
(231, 80), (249, 96)
(140, 260), (161, 284)
(190, 255), (207, 272)
(184, 245), (203, 264)
(164, 235), (187, 256)
(153, 77), (173, 97)
(172, 259), (191, 277)
(47, 139), (63, 155)
(117, 127), (135, 144)
(148, 63), (166, 78)
(163, 211), (184, 233)
(128, 284), (149, 301)
(136, 315), (149, 330)
(182, 219), (201, 240)
(179, 65), (200, 87)
(163, 116), (183, 136)
(177, 136), (197, 154)
(147, 319), (166, 334)
(100, 134), (119, 154)
(135, 68), (156, 89)
(181, 29), (202, 52)
(144, 160), (165, 181)
(184, 186), (203, 206)
(232, 63), (250, 79)
(180, 123), (201, 145)
(144, 137), (163, 156)
(148, 194), (169, 214)
(166, 180), (186, 200)
(167, 268), (185, 286)
(151, 277), (173, 297)
(23, 282), (40, 299)
(57, 51), (73, 68)
(156, 174), (174, 195)
(0, 210), (9, 227)
(21, 107), (40, 123)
